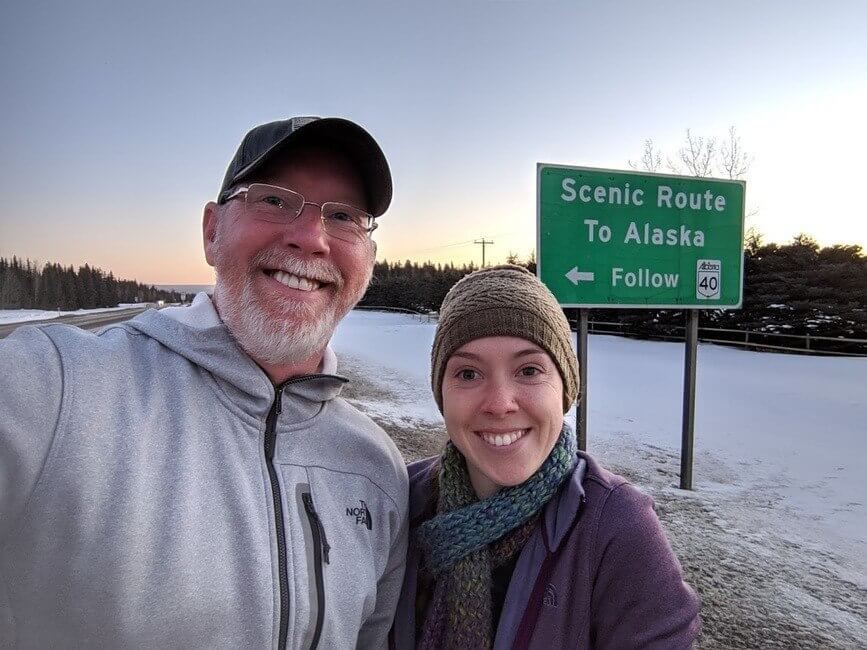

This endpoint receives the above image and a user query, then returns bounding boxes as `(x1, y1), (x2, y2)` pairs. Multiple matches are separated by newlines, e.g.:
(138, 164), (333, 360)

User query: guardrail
(354, 305), (438, 323)
(583, 320), (867, 357)
(355, 305), (427, 315)
(356, 306), (867, 357)
(8, 304), (860, 356)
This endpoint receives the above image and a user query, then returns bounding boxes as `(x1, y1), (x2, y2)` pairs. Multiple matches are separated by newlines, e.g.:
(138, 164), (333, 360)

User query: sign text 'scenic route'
(537, 164), (745, 308)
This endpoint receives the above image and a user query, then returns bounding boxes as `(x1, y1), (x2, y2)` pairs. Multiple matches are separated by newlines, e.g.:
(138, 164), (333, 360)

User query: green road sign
(537, 164), (745, 308)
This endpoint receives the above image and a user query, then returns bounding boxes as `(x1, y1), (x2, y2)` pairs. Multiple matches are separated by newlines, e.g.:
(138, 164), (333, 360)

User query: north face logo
(345, 500), (373, 530)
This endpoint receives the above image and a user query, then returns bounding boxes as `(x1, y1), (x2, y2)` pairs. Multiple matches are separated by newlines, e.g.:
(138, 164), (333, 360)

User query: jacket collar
(407, 457), (439, 523)
(543, 456), (586, 549)
(125, 292), (347, 420)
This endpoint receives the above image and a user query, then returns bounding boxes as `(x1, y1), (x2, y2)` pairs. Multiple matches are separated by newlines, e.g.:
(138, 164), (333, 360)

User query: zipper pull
(303, 493), (331, 565)
(274, 388), (283, 415)
(321, 529), (331, 565)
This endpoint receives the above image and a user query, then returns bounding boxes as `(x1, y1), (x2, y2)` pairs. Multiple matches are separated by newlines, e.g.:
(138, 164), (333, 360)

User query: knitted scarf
(415, 426), (577, 649)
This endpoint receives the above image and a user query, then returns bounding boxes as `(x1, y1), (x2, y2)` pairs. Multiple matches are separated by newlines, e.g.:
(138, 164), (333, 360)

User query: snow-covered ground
(5, 305), (861, 642)
(0, 304), (143, 325)
(332, 310), (867, 647)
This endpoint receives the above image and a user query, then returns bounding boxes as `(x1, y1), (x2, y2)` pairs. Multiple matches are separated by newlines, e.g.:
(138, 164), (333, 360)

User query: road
(0, 307), (150, 339)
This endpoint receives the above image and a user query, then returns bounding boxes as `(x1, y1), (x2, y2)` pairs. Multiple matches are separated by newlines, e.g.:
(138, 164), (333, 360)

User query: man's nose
(281, 204), (330, 255)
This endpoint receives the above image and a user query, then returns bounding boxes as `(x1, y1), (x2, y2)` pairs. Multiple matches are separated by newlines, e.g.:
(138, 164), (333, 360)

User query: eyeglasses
(223, 183), (378, 243)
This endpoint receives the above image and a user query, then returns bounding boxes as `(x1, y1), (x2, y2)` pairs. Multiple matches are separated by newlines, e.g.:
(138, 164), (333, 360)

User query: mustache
(252, 248), (344, 287)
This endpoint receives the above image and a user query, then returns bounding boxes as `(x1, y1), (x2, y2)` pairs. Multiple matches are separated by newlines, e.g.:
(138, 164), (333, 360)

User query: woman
(392, 265), (700, 649)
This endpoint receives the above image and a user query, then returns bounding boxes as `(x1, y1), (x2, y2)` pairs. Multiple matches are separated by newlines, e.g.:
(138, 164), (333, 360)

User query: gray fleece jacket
(0, 294), (408, 649)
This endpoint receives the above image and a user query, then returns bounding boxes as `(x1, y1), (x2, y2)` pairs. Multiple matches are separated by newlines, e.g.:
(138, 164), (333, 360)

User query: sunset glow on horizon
(2, 2), (865, 286)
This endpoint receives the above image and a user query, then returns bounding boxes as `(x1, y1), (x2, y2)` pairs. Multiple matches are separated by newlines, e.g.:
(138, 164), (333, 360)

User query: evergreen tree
(0, 257), (184, 310)
(0, 266), (23, 309)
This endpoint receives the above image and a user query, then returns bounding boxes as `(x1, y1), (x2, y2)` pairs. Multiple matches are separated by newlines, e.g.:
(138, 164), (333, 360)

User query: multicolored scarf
(415, 425), (577, 649)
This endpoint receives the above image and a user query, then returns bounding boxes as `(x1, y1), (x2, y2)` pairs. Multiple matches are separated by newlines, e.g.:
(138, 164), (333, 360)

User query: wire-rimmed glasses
(223, 183), (377, 243)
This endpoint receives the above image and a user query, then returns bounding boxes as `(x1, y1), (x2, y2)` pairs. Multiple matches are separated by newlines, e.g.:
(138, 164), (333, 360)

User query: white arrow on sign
(566, 266), (595, 285)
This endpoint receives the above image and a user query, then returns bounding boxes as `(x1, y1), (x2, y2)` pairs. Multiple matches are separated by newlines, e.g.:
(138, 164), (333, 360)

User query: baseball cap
(217, 116), (392, 217)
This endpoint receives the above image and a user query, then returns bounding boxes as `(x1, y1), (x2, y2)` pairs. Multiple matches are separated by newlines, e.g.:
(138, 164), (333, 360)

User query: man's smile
(265, 269), (325, 292)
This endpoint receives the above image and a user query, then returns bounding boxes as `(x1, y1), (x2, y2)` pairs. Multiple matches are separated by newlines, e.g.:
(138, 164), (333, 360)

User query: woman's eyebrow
(449, 348), (546, 362)
(514, 348), (546, 358)
(449, 351), (481, 361)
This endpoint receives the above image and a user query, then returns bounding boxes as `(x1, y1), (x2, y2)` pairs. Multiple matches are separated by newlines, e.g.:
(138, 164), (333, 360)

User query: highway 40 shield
(696, 259), (721, 300)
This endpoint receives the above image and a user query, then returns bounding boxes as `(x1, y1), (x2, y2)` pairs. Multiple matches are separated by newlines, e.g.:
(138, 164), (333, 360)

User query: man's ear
(203, 202), (219, 267)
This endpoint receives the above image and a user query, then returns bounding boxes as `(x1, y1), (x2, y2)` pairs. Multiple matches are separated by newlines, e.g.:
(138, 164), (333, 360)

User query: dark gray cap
(217, 116), (392, 217)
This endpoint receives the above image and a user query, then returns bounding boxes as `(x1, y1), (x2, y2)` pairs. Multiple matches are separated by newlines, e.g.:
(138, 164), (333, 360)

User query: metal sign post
(537, 164), (745, 489)
(575, 309), (589, 451)
(680, 310), (699, 489)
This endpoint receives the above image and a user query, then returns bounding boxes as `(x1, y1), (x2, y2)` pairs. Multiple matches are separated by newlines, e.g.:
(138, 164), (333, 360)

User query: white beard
(216, 279), (340, 365)
(213, 247), (371, 367)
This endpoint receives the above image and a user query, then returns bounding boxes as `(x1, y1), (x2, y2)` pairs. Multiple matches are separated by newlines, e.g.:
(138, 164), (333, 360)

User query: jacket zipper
(265, 374), (346, 650)
(265, 387), (290, 649)
(264, 375), (333, 649)
(302, 492), (330, 649)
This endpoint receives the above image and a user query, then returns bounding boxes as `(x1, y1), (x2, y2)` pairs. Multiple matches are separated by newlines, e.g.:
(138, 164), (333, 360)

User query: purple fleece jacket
(392, 452), (701, 649)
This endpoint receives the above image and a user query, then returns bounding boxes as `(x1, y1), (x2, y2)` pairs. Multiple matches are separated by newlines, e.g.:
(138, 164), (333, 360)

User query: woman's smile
(476, 428), (529, 448)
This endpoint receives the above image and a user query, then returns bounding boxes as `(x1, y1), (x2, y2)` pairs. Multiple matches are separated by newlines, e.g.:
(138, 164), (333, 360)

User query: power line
(413, 238), (478, 253)
(398, 229), (521, 260)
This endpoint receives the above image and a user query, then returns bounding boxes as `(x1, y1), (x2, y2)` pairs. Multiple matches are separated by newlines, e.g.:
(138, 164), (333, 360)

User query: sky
(1, 1), (865, 285)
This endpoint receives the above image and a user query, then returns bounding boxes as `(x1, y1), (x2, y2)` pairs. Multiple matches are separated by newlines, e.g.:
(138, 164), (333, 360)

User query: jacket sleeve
(589, 482), (701, 649)
(356, 483), (409, 649)
(0, 326), (64, 541)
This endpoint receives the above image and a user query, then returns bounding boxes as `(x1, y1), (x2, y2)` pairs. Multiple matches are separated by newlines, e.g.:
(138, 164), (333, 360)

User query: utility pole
(473, 238), (494, 268)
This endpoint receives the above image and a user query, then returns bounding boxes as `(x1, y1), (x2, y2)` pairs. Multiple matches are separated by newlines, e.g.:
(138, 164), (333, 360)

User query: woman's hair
(430, 264), (579, 412)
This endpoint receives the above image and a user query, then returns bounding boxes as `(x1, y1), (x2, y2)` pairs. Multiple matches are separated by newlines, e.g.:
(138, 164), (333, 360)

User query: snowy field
(0, 304), (142, 325)
(3, 305), (863, 644)
(332, 310), (867, 648)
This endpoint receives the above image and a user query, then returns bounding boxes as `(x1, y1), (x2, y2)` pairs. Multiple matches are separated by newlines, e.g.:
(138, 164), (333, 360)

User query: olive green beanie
(431, 264), (579, 413)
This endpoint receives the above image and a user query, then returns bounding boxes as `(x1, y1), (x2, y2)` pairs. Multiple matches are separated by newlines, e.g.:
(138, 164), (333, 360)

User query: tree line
(360, 235), (866, 354)
(605, 234), (866, 353)
(360, 259), (482, 312)
(3, 240), (863, 354)
(0, 257), (182, 310)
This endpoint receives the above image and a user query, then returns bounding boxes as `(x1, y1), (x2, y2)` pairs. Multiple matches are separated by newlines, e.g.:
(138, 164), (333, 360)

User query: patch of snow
(336, 311), (867, 643)
(332, 310), (867, 579)
(0, 310), (62, 324)
(0, 305), (145, 325)
(332, 310), (442, 427)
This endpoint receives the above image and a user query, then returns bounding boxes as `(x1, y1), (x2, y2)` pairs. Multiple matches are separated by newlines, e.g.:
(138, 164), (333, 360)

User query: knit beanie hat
(431, 264), (579, 413)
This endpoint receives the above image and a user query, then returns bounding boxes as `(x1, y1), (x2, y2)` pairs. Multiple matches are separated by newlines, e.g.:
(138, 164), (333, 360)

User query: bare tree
(744, 226), (764, 253)
(630, 126), (758, 224)
(628, 139), (663, 173)
(718, 126), (751, 180)
(669, 129), (717, 177)
(632, 126), (751, 180)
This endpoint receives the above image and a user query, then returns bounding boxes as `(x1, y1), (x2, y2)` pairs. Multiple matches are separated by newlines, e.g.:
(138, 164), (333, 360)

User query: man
(0, 117), (408, 648)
